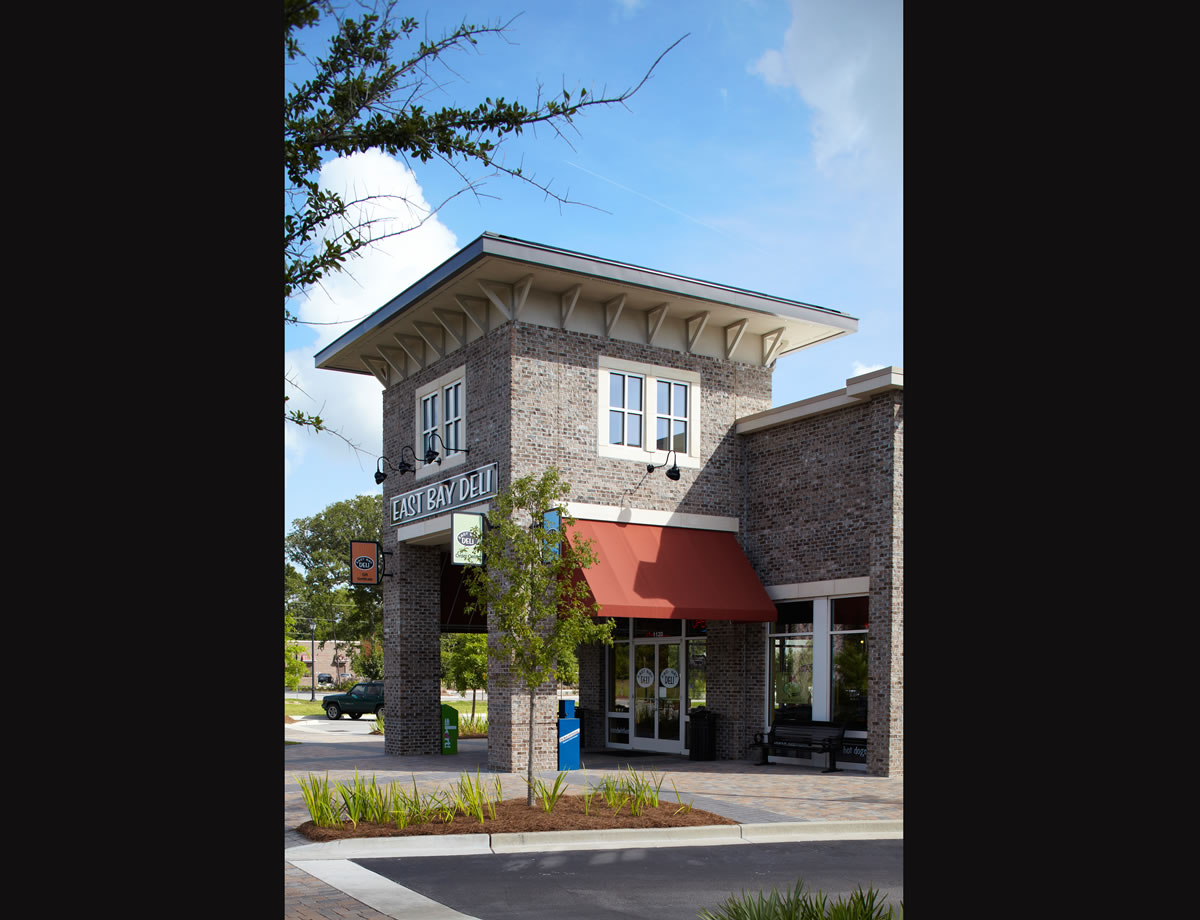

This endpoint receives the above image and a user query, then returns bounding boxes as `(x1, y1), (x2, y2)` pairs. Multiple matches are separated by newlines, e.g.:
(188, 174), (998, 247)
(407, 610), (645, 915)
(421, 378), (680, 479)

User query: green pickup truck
(321, 681), (384, 720)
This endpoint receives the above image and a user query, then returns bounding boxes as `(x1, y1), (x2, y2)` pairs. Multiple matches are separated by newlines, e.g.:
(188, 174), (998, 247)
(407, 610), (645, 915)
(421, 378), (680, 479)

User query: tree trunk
(470, 688), (477, 721)
(527, 688), (536, 807)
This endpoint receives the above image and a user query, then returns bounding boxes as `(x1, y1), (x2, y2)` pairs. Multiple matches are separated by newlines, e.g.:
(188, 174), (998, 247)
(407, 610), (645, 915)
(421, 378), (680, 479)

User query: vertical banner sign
(451, 513), (484, 565)
(350, 541), (382, 585)
(543, 509), (561, 558)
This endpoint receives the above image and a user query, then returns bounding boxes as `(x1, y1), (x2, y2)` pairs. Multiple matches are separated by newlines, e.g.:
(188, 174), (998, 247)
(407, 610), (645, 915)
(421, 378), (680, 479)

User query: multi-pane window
(656, 379), (689, 453)
(608, 372), (644, 447)
(442, 381), (462, 451)
(598, 359), (699, 466)
(420, 391), (439, 457)
(415, 369), (466, 477)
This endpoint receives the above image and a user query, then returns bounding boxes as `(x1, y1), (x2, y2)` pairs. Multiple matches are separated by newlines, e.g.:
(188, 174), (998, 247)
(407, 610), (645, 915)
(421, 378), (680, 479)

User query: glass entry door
(632, 641), (682, 752)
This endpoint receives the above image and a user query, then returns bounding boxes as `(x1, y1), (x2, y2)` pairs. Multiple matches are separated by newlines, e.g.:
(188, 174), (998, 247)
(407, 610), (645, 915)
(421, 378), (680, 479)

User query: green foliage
(524, 771), (570, 814)
(352, 633), (385, 680)
(463, 468), (615, 804)
(586, 766), (665, 817)
(283, 3), (684, 434)
(458, 714), (488, 736)
(698, 880), (902, 920)
(285, 495), (383, 654)
(285, 563), (310, 690)
(442, 634), (488, 716)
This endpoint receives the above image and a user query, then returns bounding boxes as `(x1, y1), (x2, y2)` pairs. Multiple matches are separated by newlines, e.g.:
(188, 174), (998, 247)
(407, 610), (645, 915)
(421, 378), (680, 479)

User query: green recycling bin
(440, 703), (458, 755)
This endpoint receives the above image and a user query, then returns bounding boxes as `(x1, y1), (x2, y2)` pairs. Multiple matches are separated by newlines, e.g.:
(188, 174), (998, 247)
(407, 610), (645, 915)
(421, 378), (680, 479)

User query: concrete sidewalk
(284, 732), (903, 919)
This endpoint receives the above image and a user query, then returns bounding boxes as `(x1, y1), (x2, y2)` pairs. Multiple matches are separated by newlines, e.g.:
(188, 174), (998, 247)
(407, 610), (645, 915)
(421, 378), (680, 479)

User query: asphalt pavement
(284, 702), (903, 919)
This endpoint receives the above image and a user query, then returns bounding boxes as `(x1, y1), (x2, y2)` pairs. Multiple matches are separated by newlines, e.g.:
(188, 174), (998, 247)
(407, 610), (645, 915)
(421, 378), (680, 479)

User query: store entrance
(632, 641), (682, 752)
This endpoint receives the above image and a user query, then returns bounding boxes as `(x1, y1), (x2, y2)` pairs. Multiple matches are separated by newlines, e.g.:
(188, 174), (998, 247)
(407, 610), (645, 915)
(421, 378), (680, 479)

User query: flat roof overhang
(313, 233), (858, 384)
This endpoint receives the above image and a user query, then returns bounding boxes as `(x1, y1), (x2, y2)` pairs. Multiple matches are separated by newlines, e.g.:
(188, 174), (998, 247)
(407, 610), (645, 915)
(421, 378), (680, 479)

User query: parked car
(316, 673), (333, 686)
(322, 681), (384, 720)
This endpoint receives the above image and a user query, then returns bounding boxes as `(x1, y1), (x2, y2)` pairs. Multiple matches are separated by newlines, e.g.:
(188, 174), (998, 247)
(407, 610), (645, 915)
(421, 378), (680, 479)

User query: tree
(284, 1), (684, 434)
(442, 633), (488, 719)
(285, 494), (383, 649)
(285, 563), (310, 690)
(464, 468), (614, 805)
(352, 632), (385, 680)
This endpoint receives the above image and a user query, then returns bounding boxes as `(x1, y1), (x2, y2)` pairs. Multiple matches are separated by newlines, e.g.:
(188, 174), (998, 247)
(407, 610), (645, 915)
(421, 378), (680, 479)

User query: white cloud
(751, 1), (902, 188)
(285, 150), (460, 478)
(851, 361), (886, 377)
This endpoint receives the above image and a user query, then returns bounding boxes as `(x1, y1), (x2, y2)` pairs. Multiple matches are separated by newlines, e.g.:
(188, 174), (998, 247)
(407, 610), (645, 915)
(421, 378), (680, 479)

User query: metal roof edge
(314, 233), (859, 368)
(313, 235), (489, 369)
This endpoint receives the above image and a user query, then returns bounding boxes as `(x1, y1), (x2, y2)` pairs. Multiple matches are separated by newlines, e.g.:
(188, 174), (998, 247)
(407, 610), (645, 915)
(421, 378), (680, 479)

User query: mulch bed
(296, 794), (736, 841)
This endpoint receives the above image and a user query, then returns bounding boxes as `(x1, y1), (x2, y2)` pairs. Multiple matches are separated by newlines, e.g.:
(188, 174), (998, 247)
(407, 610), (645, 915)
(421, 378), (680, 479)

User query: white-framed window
(597, 357), (700, 467)
(656, 378), (689, 453)
(415, 367), (467, 479)
(608, 371), (644, 448)
(764, 593), (869, 770)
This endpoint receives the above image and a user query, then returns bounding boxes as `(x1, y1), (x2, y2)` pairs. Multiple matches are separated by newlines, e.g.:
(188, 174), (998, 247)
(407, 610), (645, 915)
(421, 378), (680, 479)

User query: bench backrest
(771, 717), (845, 744)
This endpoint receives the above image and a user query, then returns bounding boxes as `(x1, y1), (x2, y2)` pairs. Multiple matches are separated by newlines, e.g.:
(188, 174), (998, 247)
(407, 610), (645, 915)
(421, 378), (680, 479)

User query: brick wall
(377, 313), (901, 776)
(741, 390), (903, 776)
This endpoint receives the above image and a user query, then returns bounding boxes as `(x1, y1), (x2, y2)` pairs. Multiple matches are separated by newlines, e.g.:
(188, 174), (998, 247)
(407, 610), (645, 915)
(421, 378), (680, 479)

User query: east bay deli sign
(391, 462), (498, 526)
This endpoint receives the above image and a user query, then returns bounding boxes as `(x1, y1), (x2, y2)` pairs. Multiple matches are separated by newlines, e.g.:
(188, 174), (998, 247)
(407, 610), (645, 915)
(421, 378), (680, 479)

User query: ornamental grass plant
(293, 766), (725, 838)
(698, 880), (902, 920)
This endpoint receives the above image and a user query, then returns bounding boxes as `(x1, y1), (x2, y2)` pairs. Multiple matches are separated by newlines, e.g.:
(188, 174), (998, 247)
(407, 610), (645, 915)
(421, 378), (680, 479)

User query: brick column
(867, 392), (903, 777)
(382, 541), (441, 756)
(486, 642), (559, 772)
(577, 641), (606, 752)
(707, 620), (767, 760)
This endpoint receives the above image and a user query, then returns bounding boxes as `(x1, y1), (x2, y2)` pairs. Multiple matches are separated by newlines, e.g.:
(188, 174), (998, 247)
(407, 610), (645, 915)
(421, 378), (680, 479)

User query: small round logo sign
(660, 668), (679, 689)
(457, 531), (479, 546)
(635, 667), (654, 688)
(353, 556), (375, 571)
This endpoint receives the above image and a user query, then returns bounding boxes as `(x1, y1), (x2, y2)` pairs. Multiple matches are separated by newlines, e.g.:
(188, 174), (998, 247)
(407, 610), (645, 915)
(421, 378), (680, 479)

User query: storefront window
(770, 636), (813, 718)
(768, 600), (813, 720)
(831, 597), (868, 731)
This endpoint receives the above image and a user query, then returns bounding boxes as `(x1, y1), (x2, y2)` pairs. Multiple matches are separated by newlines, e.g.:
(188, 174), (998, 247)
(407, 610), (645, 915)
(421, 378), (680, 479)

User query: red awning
(568, 519), (776, 622)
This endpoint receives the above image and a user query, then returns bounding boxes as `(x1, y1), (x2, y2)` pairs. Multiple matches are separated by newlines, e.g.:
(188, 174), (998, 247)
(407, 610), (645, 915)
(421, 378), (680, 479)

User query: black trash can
(688, 707), (717, 761)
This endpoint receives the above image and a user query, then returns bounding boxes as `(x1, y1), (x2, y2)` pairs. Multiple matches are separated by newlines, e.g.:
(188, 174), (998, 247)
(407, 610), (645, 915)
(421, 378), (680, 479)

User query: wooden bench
(752, 707), (846, 773)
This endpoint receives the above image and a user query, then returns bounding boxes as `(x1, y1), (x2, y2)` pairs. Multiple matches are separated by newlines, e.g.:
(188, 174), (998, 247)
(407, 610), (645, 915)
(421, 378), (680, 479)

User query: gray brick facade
(355, 238), (902, 777)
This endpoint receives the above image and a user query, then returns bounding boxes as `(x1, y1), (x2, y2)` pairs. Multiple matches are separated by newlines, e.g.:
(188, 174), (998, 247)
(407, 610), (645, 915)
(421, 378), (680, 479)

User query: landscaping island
(298, 794), (736, 841)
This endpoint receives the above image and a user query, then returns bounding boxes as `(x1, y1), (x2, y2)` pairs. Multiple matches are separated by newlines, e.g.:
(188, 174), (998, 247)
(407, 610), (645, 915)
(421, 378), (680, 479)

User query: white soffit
(313, 233), (858, 380)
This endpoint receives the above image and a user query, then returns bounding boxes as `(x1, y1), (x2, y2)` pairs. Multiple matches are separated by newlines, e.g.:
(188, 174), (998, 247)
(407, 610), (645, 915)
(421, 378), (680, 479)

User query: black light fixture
(374, 446), (419, 484)
(647, 449), (681, 481)
(423, 430), (471, 466)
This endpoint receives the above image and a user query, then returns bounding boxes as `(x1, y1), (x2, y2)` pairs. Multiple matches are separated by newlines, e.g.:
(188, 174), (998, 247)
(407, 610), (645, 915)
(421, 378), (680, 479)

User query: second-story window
(443, 380), (462, 451)
(656, 379), (689, 453)
(415, 367), (467, 479)
(608, 372), (644, 447)
(421, 391), (439, 457)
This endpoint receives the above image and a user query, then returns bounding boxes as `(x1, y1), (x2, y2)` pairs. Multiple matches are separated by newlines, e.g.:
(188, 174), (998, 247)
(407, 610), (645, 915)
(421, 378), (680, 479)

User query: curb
(285, 819), (902, 861)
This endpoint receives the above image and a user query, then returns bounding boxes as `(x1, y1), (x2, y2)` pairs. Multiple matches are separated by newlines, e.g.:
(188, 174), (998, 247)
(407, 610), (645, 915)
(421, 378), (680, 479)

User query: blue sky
(285, 0), (902, 534)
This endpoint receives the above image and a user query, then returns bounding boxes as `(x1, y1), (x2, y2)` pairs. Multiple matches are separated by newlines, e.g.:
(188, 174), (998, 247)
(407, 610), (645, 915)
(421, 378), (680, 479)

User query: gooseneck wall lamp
(647, 449), (682, 481)
(374, 445), (420, 484)
(423, 430), (471, 466)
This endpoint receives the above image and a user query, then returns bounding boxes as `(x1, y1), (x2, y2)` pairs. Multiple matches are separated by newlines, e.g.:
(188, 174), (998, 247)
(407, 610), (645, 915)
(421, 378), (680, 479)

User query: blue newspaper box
(557, 699), (580, 770)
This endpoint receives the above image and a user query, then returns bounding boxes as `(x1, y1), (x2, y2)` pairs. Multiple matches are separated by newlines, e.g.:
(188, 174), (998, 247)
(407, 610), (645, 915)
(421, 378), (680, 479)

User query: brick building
(314, 233), (903, 776)
(290, 640), (359, 686)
